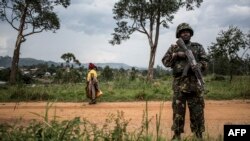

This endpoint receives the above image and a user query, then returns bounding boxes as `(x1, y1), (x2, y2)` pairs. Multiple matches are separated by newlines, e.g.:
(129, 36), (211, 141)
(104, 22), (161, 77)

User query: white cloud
(227, 5), (250, 16)
(0, 0), (250, 68)
(58, 0), (116, 34)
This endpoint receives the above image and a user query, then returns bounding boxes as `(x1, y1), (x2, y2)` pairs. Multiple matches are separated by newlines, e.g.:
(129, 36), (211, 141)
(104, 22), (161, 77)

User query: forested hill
(0, 56), (135, 70)
(0, 56), (58, 68)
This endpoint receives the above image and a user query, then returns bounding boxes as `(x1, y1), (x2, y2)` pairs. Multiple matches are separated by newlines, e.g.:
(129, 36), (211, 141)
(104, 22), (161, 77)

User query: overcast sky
(0, 0), (250, 68)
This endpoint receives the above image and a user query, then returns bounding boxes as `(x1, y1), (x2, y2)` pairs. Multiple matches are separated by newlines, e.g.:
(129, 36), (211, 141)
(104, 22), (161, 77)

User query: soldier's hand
(172, 52), (178, 58)
(177, 51), (186, 58)
(173, 51), (186, 58)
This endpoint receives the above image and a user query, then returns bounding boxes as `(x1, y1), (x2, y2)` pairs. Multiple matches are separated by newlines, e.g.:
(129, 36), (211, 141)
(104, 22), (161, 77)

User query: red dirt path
(0, 100), (250, 139)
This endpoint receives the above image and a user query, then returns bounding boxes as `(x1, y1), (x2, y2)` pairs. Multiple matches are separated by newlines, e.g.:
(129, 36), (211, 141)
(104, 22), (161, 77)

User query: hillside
(0, 56), (135, 69)
(0, 56), (58, 68)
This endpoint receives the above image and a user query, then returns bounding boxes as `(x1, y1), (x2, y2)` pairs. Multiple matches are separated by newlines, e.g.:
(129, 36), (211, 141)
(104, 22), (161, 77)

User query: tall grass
(205, 75), (250, 100)
(0, 75), (249, 102)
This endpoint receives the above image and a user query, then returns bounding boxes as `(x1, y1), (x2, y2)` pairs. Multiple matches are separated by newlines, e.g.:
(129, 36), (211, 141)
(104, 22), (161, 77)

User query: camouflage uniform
(162, 23), (208, 137)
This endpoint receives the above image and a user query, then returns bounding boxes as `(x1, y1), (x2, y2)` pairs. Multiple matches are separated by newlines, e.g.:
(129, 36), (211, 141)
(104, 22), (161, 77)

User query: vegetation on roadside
(0, 101), (224, 141)
(0, 75), (249, 102)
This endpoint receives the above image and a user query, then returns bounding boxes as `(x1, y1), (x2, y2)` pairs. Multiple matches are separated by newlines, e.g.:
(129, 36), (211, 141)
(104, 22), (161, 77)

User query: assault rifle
(176, 38), (205, 91)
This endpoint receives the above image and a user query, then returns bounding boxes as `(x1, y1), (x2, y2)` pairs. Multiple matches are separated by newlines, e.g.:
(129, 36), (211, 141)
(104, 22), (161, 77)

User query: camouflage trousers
(171, 91), (205, 134)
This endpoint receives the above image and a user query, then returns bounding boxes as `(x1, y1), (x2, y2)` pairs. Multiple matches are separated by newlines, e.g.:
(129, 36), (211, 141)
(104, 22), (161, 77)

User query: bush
(54, 69), (82, 83)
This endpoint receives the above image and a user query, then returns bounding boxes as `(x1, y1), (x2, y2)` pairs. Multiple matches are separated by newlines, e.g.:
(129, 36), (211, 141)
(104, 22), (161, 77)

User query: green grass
(205, 75), (250, 100)
(0, 75), (249, 102)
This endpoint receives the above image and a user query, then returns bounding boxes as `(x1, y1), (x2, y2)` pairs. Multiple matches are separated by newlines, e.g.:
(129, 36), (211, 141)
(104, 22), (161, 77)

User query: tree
(244, 31), (250, 75)
(154, 65), (166, 78)
(61, 52), (81, 71)
(102, 65), (114, 81)
(130, 67), (137, 81)
(208, 26), (249, 81)
(109, 0), (203, 81)
(0, 0), (70, 84)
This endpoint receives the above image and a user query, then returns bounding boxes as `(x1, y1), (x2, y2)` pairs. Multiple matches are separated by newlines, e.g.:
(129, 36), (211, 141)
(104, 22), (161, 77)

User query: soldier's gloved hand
(177, 51), (186, 58)
(173, 51), (186, 58)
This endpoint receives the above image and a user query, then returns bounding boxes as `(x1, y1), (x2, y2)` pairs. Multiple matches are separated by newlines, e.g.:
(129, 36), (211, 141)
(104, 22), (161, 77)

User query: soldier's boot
(172, 131), (181, 141)
(89, 99), (96, 105)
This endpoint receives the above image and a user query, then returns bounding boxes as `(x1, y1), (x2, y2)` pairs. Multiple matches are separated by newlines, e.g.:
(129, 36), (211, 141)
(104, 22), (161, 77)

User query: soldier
(162, 23), (208, 140)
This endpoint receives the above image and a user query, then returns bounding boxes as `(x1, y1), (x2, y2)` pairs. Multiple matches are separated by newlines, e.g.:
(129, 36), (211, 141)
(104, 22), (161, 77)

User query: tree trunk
(9, 6), (27, 85)
(229, 63), (233, 83)
(146, 11), (160, 82)
(9, 38), (22, 84)
(147, 45), (157, 81)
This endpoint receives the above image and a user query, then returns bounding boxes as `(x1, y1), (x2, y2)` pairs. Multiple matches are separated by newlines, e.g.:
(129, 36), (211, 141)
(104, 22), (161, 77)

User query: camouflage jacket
(162, 41), (208, 93)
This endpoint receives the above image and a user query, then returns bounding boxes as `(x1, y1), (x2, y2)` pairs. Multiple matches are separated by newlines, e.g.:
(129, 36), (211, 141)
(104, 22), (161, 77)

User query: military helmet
(176, 23), (194, 38)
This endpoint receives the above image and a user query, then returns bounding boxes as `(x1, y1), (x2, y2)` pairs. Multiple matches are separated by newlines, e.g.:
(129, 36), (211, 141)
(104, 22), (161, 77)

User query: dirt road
(0, 100), (250, 139)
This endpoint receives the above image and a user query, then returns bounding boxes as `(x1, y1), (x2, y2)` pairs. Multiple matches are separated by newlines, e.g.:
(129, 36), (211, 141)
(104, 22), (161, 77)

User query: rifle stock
(176, 38), (205, 91)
